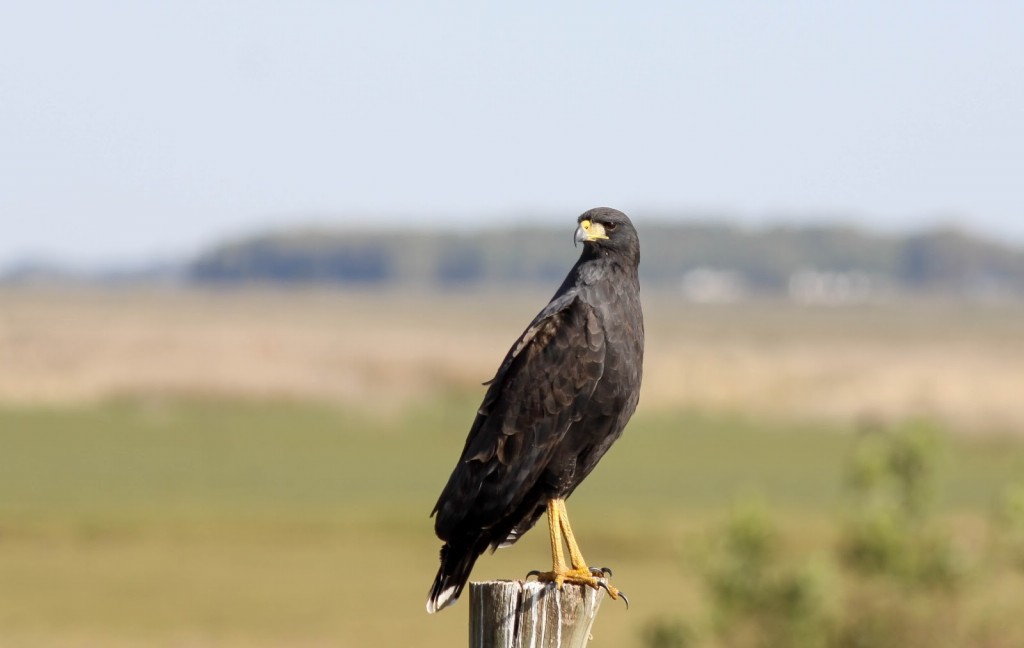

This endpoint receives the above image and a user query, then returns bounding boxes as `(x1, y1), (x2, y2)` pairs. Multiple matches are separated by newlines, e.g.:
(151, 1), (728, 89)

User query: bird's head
(574, 207), (639, 264)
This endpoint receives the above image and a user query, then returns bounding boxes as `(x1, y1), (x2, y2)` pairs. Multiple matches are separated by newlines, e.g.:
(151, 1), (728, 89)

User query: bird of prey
(426, 207), (644, 614)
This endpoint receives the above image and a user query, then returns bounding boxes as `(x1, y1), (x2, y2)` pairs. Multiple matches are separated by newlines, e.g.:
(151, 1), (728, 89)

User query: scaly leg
(527, 498), (627, 605)
(547, 498), (568, 577)
(557, 499), (589, 572)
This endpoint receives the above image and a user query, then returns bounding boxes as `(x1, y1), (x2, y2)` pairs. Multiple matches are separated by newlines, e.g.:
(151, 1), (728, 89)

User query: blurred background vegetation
(2, 223), (1024, 646)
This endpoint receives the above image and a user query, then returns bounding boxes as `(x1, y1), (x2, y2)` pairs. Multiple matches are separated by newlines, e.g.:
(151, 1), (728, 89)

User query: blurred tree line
(187, 223), (1024, 299)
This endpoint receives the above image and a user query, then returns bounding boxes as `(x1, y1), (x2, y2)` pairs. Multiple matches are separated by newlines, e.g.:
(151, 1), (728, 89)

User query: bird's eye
(605, 222), (617, 232)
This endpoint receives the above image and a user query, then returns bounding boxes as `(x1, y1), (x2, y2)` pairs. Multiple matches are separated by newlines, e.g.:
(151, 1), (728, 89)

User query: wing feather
(431, 294), (606, 540)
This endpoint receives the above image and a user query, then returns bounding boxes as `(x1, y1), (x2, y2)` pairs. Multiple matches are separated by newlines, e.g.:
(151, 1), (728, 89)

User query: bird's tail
(426, 539), (486, 614)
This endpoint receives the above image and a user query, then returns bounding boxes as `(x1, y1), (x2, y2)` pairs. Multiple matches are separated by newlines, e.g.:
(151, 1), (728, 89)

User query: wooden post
(468, 580), (605, 648)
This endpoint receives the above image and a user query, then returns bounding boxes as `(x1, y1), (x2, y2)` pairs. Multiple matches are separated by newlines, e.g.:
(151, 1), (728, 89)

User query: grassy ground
(2, 398), (1023, 647)
(2, 288), (1023, 645)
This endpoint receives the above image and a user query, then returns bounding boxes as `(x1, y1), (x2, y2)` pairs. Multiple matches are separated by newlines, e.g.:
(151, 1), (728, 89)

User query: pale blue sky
(2, 2), (1022, 267)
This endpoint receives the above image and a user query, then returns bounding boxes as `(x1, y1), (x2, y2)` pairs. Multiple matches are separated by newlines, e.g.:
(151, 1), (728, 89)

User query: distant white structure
(680, 267), (747, 303)
(788, 268), (876, 304)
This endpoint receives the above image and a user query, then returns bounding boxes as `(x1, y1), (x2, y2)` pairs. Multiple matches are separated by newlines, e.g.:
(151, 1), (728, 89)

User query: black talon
(595, 580), (629, 609)
(525, 570), (542, 581)
(589, 566), (613, 578)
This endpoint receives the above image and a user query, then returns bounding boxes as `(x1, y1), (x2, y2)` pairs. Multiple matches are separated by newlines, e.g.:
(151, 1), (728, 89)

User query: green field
(3, 397), (1024, 647)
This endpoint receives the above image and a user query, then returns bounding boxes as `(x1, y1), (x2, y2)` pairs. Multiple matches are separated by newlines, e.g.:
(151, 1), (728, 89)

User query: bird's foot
(525, 567), (628, 607)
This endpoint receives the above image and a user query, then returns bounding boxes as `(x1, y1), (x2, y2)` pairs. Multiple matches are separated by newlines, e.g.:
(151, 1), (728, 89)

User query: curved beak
(574, 219), (608, 247)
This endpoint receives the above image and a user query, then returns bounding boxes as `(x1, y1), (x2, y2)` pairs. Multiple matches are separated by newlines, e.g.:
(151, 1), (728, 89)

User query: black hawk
(426, 207), (644, 613)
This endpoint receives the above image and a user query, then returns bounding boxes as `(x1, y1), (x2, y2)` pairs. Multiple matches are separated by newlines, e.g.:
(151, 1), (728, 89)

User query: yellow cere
(584, 220), (608, 240)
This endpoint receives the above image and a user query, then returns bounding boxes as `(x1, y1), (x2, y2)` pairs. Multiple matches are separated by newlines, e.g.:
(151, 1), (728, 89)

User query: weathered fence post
(468, 580), (605, 648)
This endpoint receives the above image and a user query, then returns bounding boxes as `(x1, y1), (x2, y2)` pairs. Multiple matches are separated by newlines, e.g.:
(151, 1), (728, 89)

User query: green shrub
(703, 501), (835, 648)
(839, 421), (963, 589)
(639, 420), (1024, 648)
(992, 482), (1024, 572)
(642, 617), (699, 648)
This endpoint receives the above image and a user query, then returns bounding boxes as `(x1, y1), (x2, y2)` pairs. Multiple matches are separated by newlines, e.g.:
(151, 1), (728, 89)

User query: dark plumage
(427, 207), (644, 613)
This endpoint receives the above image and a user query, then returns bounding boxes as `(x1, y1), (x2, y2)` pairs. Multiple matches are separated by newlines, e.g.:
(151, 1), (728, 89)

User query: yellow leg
(546, 498), (568, 576)
(557, 499), (588, 572)
(531, 498), (626, 604)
